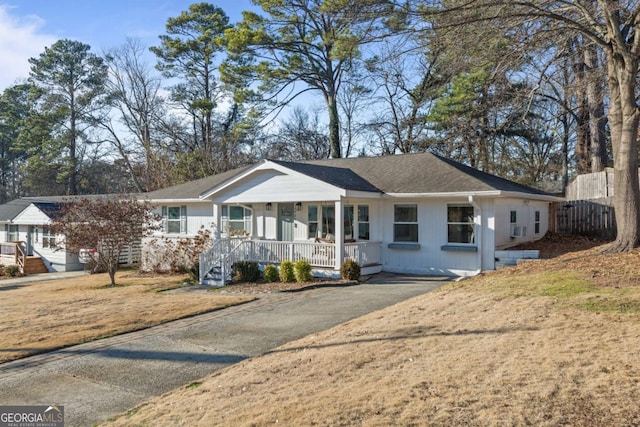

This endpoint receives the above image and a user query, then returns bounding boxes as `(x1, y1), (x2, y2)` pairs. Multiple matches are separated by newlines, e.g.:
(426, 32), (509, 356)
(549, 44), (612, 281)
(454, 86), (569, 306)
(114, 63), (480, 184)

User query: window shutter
(180, 205), (187, 233)
(161, 206), (168, 233)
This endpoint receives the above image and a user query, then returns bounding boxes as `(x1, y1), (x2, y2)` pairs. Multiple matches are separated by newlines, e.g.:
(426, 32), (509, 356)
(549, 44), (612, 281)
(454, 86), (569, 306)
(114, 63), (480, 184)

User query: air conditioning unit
(510, 225), (522, 238)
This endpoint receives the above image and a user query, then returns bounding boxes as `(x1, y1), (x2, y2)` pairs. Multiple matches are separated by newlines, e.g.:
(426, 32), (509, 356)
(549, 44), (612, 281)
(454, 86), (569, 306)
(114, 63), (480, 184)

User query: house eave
(147, 198), (206, 204)
(384, 191), (503, 199)
(384, 190), (562, 202)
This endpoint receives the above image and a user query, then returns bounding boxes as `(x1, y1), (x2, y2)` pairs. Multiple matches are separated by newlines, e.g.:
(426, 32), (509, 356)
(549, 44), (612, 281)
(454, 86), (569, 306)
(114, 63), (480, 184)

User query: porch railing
(0, 241), (26, 273)
(199, 238), (382, 284)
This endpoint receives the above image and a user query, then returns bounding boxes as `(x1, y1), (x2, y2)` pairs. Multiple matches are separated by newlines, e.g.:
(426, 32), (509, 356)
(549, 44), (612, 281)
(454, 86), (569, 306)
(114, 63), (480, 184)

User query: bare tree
(50, 195), (160, 286)
(103, 38), (168, 192)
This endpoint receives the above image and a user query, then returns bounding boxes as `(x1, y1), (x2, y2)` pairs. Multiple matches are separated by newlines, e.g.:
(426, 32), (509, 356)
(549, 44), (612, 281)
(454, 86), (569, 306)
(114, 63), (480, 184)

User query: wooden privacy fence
(553, 198), (616, 236)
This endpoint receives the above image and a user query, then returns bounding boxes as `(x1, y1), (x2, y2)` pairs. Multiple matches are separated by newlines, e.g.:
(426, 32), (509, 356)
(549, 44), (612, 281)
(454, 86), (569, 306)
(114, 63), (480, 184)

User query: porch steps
(23, 257), (49, 274)
(202, 265), (230, 287)
(494, 250), (539, 269)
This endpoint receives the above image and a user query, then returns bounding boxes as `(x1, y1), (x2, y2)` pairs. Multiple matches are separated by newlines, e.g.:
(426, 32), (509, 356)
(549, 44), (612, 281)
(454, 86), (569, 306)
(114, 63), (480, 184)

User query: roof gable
(145, 166), (252, 200)
(269, 160), (381, 193)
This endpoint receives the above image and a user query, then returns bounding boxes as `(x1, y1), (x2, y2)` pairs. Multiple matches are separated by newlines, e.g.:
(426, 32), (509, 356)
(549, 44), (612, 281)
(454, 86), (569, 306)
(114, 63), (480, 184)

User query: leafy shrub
(231, 261), (260, 283)
(0, 264), (4, 276)
(263, 264), (279, 283)
(188, 261), (200, 283)
(340, 258), (361, 281)
(3, 265), (22, 277)
(279, 260), (295, 282)
(294, 259), (313, 283)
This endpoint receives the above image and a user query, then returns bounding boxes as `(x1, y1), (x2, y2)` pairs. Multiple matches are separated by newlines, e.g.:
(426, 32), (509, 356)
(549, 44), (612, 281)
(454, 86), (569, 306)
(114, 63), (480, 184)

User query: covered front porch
(197, 160), (385, 285)
(199, 237), (382, 285)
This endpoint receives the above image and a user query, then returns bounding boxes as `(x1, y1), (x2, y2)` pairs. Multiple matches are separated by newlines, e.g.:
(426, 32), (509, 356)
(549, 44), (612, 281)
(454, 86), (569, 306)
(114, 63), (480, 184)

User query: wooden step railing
(0, 241), (26, 273)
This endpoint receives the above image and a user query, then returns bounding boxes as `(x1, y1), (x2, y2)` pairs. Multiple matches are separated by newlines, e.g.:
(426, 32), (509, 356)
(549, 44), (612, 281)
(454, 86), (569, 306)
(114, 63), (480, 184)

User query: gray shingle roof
(145, 166), (252, 200)
(270, 160), (381, 193)
(191, 152), (552, 198)
(1, 153), (550, 215)
(301, 152), (551, 195)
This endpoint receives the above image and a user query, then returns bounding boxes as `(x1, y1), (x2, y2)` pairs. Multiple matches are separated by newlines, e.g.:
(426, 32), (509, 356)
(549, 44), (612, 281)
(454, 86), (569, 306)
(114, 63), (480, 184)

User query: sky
(0, 0), (255, 91)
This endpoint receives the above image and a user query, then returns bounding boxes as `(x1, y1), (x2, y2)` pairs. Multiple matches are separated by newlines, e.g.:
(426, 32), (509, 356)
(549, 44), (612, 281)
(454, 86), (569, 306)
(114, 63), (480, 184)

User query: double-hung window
(358, 205), (370, 240)
(344, 205), (355, 241)
(535, 210), (541, 234)
(42, 227), (56, 249)
(393, 204), (418, 242)
(7, 224), (18, 242)
(308, 205), (319, 239)
(221, 205), (252, 236)
(447, 204), (475, 244)
(162, 206), (187, 234)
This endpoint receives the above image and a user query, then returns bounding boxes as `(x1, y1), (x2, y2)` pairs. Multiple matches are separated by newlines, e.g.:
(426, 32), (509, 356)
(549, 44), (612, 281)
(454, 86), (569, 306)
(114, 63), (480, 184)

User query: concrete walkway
(0, 270), (88, 287)
(0, 273), (449, 427)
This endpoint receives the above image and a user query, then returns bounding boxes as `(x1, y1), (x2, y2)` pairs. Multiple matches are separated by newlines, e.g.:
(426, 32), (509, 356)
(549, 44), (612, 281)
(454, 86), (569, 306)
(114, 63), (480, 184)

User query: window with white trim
(447, 204), (475, 244)
(42, 227), (56, 249)
(358, 205), (370, 240)
(393, 204), (418, 242)
(535, 210), (541, 234)
(344, 205), (354, 241)
(161, 205), (187, 234)
(308, 205), (318, 239)
(7, 224), (18, 242)
(222, 205), (252, 236)
(322, 205), (335, 239)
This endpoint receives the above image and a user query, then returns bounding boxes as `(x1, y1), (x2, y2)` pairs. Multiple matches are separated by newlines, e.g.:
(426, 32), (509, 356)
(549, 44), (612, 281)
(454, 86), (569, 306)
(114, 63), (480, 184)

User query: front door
(26, 226), (34, 256)
(278, 203), (295, 241)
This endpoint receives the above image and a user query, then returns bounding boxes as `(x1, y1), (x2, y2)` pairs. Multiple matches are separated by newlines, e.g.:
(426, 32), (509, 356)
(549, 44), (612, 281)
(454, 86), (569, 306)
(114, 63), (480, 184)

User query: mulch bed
(216, 278), (356, 294)
(511, 232), (612, 258)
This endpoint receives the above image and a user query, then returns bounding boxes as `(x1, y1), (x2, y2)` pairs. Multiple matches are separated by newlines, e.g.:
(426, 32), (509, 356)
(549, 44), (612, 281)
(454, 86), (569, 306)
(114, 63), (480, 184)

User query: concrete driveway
(0, 273), (448, 426)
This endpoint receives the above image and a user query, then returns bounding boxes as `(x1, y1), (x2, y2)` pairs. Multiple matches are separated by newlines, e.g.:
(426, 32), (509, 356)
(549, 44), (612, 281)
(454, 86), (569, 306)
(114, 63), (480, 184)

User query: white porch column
(212, 202), (221, 240)
(334, 198), (344, 271)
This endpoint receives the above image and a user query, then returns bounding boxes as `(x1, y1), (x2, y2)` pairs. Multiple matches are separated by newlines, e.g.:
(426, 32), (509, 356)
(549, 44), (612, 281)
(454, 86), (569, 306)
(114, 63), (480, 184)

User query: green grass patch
(467, 268), (640, 315)
(580, 291), (640, 314)
(476, 270), (593, 298)
(186, 381), (203, 389)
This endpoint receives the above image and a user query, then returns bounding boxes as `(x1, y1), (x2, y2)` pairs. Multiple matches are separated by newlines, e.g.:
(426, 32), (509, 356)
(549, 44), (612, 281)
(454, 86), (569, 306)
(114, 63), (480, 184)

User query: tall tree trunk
(584, 43), (607, 172)
(574, 63), (591, 174)
(606, 54), (640, 252)
(327, 92), (341, 158)
(68, 90), (78, 195)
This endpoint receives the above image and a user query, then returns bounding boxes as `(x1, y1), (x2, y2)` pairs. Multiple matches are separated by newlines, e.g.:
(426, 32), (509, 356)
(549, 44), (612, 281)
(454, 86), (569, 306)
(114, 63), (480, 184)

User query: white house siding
(152, 202), (214, 237)
(212, 168), (343, 204)
(380, 198), (487, 277)
(12, 204), (51, 225)
(494, 198), (549, 249)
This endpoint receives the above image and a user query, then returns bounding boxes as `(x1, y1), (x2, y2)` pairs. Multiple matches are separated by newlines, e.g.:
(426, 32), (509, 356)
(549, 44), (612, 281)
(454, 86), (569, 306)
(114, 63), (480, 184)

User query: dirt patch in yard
(104, 237), (640, 426)
(0, 271), (253, 363)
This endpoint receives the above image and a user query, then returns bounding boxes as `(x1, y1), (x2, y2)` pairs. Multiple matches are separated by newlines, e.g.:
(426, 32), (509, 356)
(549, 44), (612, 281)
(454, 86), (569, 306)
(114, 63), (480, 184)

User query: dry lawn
(105, 237), (640, 427)
(0, 271), (253, 363)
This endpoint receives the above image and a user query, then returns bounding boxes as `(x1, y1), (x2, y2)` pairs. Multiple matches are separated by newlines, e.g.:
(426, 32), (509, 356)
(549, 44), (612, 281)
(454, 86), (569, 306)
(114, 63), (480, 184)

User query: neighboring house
(0, 197), (76, 273)
(145, 152), (561, 283)
(0, 196), (140, 273)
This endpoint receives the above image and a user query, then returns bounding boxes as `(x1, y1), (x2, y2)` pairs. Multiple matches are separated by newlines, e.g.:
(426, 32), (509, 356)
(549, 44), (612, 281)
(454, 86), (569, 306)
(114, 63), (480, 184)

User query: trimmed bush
(2, 264), (22, 277)
(279, 260), (295, 282)
(340, 258), (361, 281)
(294, 259), (313, 283)
(231, 261), (260, 283)
(263, 264), (279, 283)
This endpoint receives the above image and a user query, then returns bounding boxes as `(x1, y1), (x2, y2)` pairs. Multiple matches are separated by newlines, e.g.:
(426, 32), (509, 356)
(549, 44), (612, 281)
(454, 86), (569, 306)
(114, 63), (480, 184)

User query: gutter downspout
(468, 195), (482, 274)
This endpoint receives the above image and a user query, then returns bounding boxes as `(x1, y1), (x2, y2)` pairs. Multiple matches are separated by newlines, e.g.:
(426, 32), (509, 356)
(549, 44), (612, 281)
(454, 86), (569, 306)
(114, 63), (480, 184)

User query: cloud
(0, 5), (56, 90)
